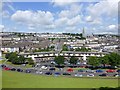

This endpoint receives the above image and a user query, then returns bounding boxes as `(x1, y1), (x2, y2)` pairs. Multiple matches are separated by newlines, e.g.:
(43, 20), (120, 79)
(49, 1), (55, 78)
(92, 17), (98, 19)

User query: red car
(106, 69), (116, 73)
(4, 67), (11, 71)
(67, 68), (73, 72)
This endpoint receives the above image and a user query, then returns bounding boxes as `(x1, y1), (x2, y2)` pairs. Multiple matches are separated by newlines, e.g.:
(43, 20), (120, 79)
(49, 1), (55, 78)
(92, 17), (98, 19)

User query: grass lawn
(2, 70), (119, 88)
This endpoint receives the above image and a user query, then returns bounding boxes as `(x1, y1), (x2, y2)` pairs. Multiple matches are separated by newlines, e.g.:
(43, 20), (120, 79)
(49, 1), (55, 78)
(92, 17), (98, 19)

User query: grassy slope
(2, 70), (118, 88)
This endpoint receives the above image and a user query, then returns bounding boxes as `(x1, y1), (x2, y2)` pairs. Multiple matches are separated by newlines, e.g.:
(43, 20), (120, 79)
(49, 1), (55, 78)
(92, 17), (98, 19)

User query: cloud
(52, 0), (78, 7)
(85, 15), (102, 25)
(59, 4), (82, 18)
(85, 16), (93, 22)
(108, 24), (117, 30)
(87, 0), (119, 18)
(11, 10), (54, 28)
(64, 26), (77, 33)
(67, 15), (81, 26)
(55, 17), (68, 27)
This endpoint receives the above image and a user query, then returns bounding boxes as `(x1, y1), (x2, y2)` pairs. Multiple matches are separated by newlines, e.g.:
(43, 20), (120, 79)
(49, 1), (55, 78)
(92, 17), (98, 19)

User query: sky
(0, 0), (119, 35)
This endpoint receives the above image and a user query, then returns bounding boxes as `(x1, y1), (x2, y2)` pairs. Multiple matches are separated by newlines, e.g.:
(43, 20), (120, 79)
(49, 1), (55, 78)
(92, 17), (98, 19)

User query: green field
(1, 70), (119, 88)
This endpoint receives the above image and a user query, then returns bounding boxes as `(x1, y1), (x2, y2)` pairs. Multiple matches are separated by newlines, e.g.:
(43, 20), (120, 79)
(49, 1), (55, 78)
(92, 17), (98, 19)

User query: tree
(54, 56), (64, 65)
(100, 55), (109, 67)
(27, 58), (34, 65)
(62, 45), (68, 51)
(8, 52), (18, 63)
(5, 53), (11, 59)
(108, 53), (120, 66)
(88, 56), (100, 67)
(18, 55), (26, 64)
(69, 57), (78, 65)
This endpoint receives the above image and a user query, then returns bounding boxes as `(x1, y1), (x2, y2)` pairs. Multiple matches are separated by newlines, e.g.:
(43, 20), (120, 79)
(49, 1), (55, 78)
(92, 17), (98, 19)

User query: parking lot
(1, 63), (119, 78)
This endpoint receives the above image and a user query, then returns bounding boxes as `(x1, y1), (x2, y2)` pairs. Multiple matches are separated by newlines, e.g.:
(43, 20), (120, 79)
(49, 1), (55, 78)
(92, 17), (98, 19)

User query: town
(1, 30), (120, 69)
(1, 31), (120, 89)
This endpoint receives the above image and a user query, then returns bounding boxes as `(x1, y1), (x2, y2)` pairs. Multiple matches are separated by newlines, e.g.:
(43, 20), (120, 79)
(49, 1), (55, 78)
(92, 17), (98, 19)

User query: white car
(114, 74), (119, 77)
(74, 74), (83, 77)
(36, 71), (42, 74)
(41, 66), (48, 70)
(87, 74), (94, 77)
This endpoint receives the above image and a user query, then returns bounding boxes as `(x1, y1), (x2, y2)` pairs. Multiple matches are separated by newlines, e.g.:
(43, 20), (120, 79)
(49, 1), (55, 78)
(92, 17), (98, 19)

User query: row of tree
(88, 52), (120, 67)
(5, 52), (34, 65)
(54, 56), (78, 65)
(54, 52), (120, 67)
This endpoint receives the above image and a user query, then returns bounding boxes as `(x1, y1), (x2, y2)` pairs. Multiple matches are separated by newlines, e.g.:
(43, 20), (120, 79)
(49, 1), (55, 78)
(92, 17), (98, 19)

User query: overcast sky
(0, 0), (119, 35)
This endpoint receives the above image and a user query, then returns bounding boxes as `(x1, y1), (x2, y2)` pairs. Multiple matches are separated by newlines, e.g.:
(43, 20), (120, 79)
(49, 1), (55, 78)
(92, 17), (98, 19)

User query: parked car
(106, 69), (116, 73)
(113, 74), (119, 77)
(54, 72), (61, 76)
(99, 73), (107, 77)
(63, 72), (71, 75)
(87, 74), (94, 77)
(17, 68), (23, 72)
(51, 61), (56, 64)
(25, 69), (31, 73)
(67, 68), (73, 72)
(41, 66), (48, 70)
(116, 69), (120, 73)
(96, 70), (104, 73)
(74, 73), (83, 77)
(45, 72), (52, 75)
(86, 70), (95, 73)
(49, 68), (55, 71)
(4, 67), (10, 71)
(1, 64), (6, 68)
(10, 67), (16, 71)
(78, 69), (84, 72)
(36, 71), (42, 74)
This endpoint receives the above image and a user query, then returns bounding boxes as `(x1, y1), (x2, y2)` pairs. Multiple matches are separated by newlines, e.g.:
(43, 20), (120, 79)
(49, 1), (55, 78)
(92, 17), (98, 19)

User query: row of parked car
(37, 65), (120, 73)
(1, 64), (31, 73)
(1, 64), (119, 77)
(77, 69), (120, 73)
(35, 70), (119, 77)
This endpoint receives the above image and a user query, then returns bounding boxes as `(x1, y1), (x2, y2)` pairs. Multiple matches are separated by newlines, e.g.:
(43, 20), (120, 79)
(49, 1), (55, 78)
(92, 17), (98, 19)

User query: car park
(87, 74), (94, 77)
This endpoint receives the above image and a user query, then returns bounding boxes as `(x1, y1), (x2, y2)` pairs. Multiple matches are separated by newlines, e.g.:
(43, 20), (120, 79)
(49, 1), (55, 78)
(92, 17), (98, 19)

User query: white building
(1, 47), (19, 53)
